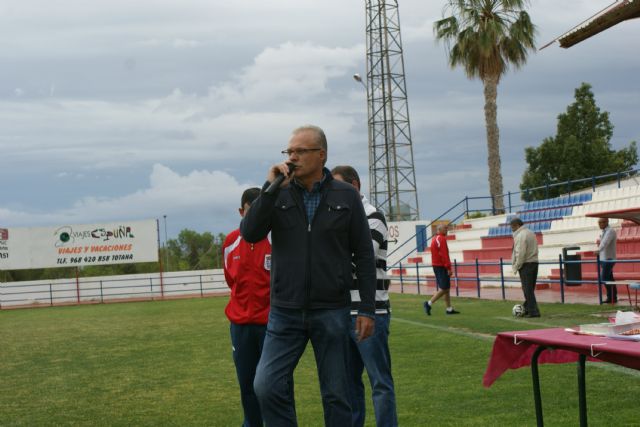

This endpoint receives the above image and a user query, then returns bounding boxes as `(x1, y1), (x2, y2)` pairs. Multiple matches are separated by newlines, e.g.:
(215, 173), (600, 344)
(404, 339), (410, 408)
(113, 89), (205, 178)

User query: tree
(520, 83), (638, 201)
(434, 0), (537, 212)
(166, 229), (225, 271)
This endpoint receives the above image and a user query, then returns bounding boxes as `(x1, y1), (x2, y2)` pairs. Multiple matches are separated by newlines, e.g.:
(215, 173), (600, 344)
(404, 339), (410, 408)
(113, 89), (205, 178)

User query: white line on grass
(392, 317), (494, 341)
(393, 316), (640, 378)
(494, 316), (559, 328)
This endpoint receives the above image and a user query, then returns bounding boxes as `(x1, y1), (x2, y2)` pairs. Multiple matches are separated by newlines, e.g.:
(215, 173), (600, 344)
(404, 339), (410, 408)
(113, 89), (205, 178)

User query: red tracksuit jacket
(430, 234), (452, 270)
(222, 229), (271, 325)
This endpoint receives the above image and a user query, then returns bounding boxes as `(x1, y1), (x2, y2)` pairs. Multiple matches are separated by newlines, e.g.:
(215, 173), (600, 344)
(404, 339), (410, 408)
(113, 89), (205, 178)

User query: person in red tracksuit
(223, 187), (271, 427)
(423, 224), (460, 316)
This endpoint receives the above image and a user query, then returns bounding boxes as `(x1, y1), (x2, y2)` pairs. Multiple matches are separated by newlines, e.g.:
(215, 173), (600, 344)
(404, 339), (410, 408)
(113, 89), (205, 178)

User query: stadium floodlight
(353, 73), (365, 86)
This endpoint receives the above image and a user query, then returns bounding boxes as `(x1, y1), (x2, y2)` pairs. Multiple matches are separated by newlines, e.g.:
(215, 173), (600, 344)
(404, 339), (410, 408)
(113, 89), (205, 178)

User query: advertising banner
(0, 220), (158, 270)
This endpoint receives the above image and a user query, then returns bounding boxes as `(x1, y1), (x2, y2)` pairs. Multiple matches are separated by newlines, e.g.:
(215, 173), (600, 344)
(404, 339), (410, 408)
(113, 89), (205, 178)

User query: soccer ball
(512, 304), (525, 317)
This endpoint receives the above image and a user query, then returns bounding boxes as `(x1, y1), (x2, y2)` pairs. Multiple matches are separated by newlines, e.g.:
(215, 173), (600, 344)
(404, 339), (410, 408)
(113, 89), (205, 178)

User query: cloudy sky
(1, 0), (638, 242)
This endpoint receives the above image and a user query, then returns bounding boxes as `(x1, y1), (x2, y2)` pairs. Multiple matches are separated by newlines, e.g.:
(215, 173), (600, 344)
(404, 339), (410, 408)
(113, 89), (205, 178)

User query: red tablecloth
(483, 328), (640, 388)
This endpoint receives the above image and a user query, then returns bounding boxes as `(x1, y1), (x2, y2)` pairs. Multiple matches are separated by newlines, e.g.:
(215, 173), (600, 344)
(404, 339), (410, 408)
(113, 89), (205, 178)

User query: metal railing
(388, 167), (640, 270)
(392, 254), (639, 305)
(0, 270), (228, 309)
(522, 168), (639, 201)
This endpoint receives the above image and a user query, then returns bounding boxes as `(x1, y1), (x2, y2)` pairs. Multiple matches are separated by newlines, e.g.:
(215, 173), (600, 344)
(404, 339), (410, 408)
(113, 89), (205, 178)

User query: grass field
(1, 294), (639, 426)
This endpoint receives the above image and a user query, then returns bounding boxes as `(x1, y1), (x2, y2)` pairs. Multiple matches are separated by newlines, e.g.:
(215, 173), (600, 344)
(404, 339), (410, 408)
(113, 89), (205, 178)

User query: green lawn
(1, 295), (638, 426)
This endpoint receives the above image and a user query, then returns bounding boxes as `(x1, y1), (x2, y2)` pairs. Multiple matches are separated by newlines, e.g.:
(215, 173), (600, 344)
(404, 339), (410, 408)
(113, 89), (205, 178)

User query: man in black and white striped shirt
(332, 165), (398, 427)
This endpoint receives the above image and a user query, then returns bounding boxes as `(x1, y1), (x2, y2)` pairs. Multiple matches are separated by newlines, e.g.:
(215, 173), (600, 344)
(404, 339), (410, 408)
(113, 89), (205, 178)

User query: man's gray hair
(292, 125), (327, 152)
(436, 224), (448, 233)
(510, 217), (524, 227)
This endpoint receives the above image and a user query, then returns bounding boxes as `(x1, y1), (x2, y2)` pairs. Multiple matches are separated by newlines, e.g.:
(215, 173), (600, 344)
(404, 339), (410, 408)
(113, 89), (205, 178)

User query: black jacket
(240, 171), (377, 315)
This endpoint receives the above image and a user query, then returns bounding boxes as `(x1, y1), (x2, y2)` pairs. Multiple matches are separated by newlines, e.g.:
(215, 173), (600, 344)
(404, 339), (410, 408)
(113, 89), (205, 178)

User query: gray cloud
(0, 0), (638, 237)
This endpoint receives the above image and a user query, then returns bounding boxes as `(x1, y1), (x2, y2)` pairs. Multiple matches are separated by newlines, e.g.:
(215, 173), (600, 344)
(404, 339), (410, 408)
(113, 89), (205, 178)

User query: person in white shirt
(510, 217), (540, 317)
(596, 217), (617, 304)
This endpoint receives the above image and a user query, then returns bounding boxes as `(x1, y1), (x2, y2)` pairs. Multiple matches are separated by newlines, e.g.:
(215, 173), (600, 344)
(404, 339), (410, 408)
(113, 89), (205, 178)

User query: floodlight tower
(361, 0), (419, 221)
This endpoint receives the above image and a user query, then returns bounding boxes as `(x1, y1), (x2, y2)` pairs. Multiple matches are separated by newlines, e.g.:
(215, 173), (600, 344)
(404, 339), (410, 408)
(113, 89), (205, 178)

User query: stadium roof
(540, 0), (640, 49)
(587, 207), (640, 225)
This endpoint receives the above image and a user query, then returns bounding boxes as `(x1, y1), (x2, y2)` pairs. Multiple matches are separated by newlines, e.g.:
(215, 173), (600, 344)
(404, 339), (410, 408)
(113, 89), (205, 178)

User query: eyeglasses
(281, 148), (322, 157)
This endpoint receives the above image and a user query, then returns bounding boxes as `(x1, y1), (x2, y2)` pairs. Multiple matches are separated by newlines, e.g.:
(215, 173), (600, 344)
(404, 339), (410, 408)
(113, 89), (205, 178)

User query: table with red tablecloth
(483, 328), (640, 426)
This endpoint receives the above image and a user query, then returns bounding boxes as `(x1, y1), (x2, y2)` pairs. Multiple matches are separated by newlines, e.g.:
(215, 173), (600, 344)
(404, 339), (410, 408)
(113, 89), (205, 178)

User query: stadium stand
(408, 182), (640, 300)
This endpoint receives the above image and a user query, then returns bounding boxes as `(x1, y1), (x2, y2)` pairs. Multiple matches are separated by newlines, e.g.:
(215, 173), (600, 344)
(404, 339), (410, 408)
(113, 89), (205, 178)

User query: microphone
(265, 163), (296, 195)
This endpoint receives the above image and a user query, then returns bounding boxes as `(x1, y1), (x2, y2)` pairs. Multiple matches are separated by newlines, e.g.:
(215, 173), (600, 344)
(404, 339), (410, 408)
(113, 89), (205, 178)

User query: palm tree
(434, 0), (536, 212)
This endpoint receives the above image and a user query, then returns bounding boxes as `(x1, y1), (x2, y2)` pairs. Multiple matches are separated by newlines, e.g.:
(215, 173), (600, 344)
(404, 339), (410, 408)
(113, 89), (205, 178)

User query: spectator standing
(331, 165), (398, 427)
(596, 217), (618, 304)
(240, 125), (377, 426)
(510, 218), (540, 317)
(223, 187), (271, 427)
(424, 224), (460, 315)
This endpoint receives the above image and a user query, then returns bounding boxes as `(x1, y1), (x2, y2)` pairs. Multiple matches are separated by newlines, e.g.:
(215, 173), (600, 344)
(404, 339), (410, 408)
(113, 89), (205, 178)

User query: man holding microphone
(240, 125), (376, 426)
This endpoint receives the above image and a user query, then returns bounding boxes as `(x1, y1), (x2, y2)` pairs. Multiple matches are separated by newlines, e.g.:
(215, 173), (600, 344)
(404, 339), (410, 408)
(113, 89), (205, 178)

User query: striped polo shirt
(351, 195), (390, 315)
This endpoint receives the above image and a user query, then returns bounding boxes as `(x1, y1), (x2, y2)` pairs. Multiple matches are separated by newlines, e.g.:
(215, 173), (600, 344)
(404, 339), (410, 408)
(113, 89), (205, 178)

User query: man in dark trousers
(223, 187), (271, 427)
(240, 125), (377, 426)
(596, 217), (618, 304)
(331, 165), (398, 427)
(510, 217), (541, 318)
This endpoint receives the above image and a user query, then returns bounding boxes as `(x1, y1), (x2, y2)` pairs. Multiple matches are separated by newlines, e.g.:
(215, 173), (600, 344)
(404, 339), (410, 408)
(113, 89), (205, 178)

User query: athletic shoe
(446, 309), (460, 315)
(423, 301), (432, 316)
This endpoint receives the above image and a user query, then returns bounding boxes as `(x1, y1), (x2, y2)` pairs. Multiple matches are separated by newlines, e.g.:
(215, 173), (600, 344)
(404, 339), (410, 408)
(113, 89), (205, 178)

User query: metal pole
(475, 258), (481, 298)
(163, 215), (169, 271)
(415, 262), (420, 295)
(559, 254), (565, 304)
(596, 254), (603, 304)
(577, 354), (588, 427)
(215, 236), (221, 269)
(454, 259), (459, 297)
(499, 258), (505, 300)
(399, 262), (404, 294)
(156, 218), (164, 295)
(75, 267), (80, 304)
(160, 274), (165, 299)
(531, 346), (546, 427)
(545, 182), (549, 199)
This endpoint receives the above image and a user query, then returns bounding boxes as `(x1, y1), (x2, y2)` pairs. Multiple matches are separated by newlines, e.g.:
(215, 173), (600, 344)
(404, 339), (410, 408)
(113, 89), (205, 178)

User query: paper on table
(615, 310), (640, 324)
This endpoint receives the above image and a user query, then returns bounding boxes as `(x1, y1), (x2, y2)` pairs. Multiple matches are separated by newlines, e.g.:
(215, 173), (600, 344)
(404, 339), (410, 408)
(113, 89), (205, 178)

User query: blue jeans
(348, 313), (398, 427)
(230, 323), (267, 427)
(253, 306), (352, 427)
